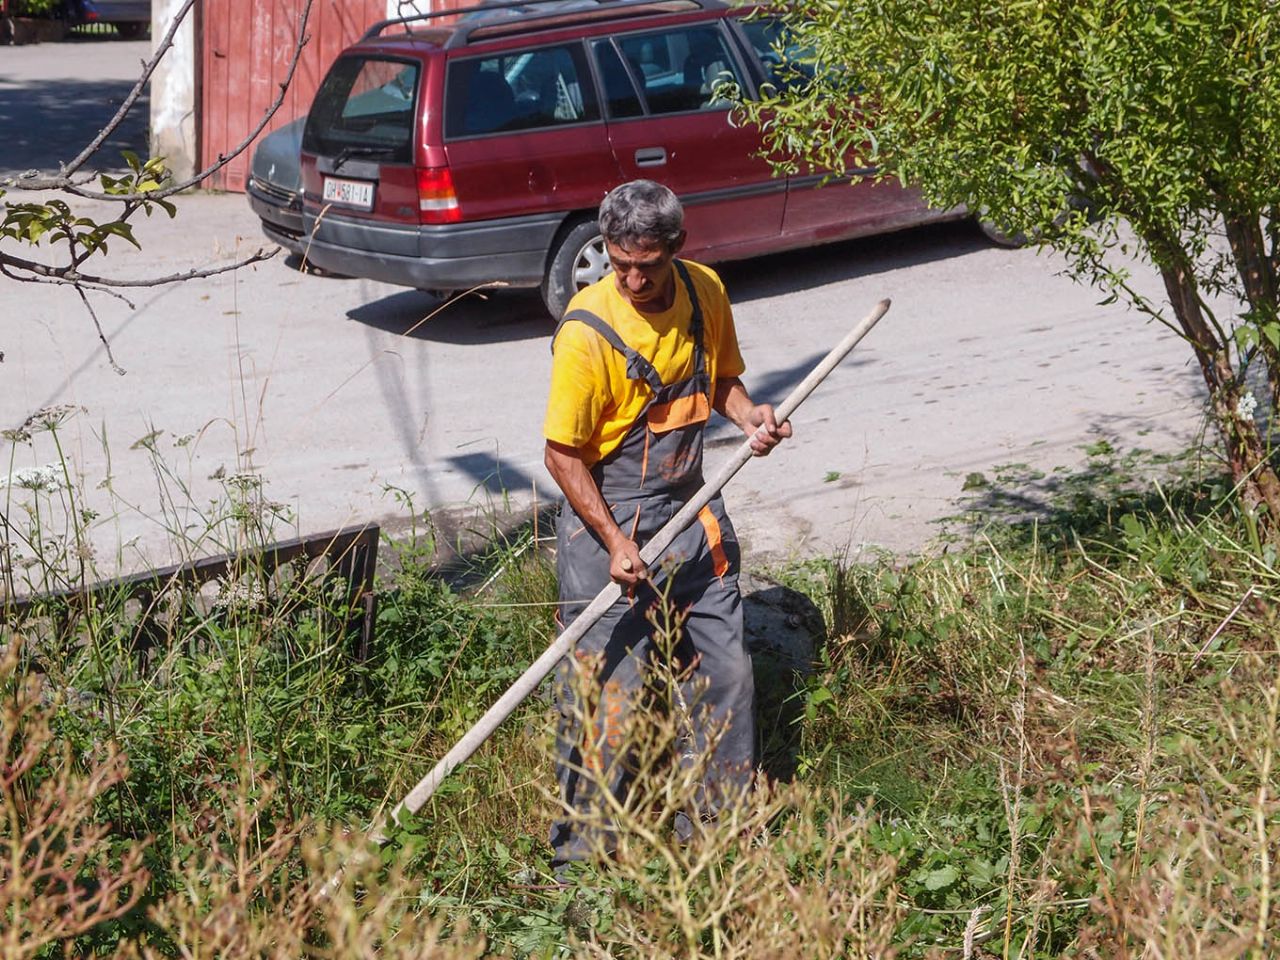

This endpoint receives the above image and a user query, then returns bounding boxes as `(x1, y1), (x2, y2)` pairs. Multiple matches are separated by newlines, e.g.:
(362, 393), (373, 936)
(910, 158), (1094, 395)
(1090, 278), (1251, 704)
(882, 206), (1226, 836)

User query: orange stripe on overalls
(696, 504), (730, 579)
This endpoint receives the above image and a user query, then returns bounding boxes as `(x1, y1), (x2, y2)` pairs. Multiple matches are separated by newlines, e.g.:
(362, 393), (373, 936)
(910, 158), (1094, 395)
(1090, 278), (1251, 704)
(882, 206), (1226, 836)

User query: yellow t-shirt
(544, 261), (745, 467)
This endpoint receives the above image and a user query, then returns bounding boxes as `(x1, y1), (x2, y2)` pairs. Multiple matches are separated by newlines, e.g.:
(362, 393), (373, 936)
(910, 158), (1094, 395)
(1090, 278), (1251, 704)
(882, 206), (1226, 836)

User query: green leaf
(1120, 513), (1145, 541)
(923, 864), (960, 891)
(810, 684), (833, 705)
(99, 221), (141, 250)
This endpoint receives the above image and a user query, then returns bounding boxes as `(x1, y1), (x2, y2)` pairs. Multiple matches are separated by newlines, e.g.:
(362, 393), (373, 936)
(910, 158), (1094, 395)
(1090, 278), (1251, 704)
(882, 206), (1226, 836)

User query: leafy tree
(739, 0), (1280, 518)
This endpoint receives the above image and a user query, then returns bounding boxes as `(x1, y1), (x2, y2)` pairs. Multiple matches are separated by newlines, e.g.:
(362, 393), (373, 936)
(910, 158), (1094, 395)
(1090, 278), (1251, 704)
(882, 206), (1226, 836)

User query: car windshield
(303, 57), (419, 162)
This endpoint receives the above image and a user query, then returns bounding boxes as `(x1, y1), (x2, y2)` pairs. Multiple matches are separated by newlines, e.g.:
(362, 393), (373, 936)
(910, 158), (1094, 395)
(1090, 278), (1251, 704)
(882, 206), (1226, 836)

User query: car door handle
(634, 147), (667, 167)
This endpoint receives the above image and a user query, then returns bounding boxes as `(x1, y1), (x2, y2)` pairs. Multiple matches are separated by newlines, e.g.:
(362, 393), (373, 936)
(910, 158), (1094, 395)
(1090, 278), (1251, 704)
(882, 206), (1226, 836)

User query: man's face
(606, 233), (685, 311)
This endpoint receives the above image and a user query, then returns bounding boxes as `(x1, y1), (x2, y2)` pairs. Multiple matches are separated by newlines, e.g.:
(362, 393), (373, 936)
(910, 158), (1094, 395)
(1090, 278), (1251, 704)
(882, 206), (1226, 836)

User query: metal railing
(5, 524), (380, 661)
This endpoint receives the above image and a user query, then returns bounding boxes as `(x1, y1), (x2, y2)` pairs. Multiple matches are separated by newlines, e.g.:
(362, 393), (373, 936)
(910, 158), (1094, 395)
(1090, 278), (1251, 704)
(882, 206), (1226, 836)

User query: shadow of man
(741, 572), (825, 784)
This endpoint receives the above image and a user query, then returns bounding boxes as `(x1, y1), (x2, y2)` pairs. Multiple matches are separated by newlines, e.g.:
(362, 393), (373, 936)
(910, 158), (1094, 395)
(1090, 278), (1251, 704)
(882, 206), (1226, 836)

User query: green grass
(2, 422), (1278, 957)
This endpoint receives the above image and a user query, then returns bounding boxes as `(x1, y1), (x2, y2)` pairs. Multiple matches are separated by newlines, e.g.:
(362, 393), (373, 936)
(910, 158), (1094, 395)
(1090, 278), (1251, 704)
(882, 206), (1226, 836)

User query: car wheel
(117, 22), (148, 39)
(541, 219), (609, 319)
(977, 217), (1030, 248)
(978, 194), (1095, 249)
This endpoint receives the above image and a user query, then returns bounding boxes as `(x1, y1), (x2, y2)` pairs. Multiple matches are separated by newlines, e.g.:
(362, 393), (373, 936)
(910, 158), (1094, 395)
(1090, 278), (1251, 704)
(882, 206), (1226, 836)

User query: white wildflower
(1, 463), (67, 492)
(1236, 392), (1259, 421)
(214, 575), (267, 611)
(31, 404), (83, 430)
(223, 472), (263, 491)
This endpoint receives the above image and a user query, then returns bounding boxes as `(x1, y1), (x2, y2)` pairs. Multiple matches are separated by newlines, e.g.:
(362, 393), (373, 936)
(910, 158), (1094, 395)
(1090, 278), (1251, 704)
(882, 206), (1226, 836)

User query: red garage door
(200, 0), (390, 192)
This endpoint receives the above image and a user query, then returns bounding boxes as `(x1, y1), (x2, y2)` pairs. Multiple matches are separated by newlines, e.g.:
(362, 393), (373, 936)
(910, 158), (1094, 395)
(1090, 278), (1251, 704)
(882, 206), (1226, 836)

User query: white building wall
(387, 1), (432, 18)
(149, 0), (198, 182)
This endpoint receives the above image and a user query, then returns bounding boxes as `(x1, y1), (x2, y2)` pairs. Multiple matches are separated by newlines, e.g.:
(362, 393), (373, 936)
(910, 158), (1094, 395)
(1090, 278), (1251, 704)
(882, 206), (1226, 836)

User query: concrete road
(2, 186), (1206, 576)
(0, 35), (1207, 577)
(0, 36), (151, 178)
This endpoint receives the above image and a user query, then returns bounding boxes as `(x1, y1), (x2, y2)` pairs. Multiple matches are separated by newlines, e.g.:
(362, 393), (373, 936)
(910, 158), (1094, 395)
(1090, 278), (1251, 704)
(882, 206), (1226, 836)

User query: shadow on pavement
(719, 219), (991, 305)
(0, 75), (148, 177)
(347, 288), (553, 345)
(345, 219), (988, 344)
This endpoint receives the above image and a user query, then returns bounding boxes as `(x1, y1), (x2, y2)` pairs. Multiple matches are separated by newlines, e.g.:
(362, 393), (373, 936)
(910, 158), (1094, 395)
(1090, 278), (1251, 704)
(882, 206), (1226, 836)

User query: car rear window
(303, 56), (419, 163)
(445, 44), (599, 138)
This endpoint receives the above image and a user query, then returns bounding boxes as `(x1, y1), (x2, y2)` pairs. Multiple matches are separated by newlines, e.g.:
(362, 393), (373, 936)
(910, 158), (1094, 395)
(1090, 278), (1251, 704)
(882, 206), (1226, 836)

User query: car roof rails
(362, 0), (720, 42)
(453, 0), (704, 45)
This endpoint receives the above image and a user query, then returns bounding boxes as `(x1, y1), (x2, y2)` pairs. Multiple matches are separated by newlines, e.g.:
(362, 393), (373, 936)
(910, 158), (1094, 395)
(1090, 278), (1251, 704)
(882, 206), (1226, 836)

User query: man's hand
(546, 440), (651, 588)
(607, 536), (648, 587)
(714, 379), (794, 457)
(744, 403), (792, 456)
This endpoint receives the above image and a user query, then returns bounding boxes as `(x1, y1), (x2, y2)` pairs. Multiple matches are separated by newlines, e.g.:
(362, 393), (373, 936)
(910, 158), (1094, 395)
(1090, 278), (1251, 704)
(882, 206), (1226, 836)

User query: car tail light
(417, 167), (461, 224)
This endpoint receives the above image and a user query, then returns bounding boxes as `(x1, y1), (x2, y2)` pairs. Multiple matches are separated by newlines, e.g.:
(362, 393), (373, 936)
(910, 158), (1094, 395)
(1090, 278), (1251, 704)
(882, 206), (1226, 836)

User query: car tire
(978, 193), (1095, 249)
(977, 217), (1030, 248)
(541, 218), (609, 319)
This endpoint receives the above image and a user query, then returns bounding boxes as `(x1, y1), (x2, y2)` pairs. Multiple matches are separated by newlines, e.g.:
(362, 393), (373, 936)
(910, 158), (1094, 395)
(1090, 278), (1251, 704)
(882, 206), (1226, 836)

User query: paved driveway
(0, 35), (150, 178)
(2, 188), (1205, 576)
(0, 38), (1207, 578)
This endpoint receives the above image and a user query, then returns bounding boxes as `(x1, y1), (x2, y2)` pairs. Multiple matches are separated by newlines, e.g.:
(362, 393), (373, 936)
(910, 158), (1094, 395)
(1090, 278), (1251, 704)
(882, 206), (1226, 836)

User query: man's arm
(713, 377), (793, 456)
(545, 440), (648, 587)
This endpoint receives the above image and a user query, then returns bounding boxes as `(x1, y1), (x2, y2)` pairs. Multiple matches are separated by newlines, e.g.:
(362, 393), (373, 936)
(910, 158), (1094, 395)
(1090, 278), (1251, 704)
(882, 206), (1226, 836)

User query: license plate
(322, 176), (375, 211)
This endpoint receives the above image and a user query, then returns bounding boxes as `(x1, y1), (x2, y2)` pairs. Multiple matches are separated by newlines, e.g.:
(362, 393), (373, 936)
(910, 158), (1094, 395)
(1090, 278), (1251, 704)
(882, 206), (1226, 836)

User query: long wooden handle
(368, 297), (890, 844)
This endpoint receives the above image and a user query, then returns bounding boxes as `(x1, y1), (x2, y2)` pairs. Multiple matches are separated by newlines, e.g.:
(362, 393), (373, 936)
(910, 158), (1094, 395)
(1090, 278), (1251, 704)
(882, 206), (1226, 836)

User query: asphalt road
(1, 37), (1208, 577)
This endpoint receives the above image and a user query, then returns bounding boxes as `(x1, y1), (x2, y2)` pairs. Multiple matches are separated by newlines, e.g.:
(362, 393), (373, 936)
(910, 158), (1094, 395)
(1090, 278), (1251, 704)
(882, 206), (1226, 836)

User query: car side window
(739, 18), (815, 93)
(614, 25), (744, 116)
(445, 44), (599, 138)
(591, 40), (644, 119)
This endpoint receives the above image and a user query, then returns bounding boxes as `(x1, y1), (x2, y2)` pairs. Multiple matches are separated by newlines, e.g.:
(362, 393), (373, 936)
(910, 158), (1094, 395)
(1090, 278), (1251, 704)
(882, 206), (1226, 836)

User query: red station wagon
(299, 0), (966, 317)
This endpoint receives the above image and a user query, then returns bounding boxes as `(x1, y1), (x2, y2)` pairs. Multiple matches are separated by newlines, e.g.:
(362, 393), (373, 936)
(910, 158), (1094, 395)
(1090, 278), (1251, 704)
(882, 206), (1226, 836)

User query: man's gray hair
(598, 180), (684, 249)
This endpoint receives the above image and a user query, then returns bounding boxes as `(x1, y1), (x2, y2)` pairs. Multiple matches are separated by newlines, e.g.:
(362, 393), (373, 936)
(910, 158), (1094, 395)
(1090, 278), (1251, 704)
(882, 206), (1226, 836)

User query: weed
(3, 411), (1279, 957)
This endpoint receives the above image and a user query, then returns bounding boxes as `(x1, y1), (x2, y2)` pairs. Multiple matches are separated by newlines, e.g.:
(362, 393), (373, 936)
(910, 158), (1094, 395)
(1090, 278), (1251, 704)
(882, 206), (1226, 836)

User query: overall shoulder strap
(551, 309), (666, 392)
(672, 261), (704, 337)
(672, 260), (707, 373)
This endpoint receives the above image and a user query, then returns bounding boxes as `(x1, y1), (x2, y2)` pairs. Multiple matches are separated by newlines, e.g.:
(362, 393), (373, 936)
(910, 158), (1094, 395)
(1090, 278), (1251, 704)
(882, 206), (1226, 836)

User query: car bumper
(299, 207), (565, 290)
(247, 179), (306, 256)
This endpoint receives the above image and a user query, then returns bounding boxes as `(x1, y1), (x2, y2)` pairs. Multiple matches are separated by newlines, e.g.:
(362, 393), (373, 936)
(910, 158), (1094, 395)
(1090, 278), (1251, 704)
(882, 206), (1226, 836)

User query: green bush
(11, 0), (61, 17)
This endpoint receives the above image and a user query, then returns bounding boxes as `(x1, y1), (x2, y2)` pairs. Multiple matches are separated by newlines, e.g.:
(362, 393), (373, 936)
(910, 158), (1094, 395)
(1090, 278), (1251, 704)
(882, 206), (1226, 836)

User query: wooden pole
(356, 298), (890, 859)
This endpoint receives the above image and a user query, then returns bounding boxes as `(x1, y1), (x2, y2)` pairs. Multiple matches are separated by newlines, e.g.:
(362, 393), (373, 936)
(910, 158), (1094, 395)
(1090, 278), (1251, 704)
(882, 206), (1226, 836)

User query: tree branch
(73, 285), (125, 376)
(0, 265), (138, 309)
(0, 247), (279, 287)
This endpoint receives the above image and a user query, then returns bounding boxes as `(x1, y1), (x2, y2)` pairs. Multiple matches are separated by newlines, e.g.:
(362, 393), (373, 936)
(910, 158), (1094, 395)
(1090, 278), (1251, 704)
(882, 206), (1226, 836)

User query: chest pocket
(646, 383), (710, 434)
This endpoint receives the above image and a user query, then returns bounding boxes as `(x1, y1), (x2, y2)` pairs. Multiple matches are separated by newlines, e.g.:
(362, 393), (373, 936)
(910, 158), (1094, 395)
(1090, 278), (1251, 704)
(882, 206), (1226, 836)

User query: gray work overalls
(549, 261), (755, 866)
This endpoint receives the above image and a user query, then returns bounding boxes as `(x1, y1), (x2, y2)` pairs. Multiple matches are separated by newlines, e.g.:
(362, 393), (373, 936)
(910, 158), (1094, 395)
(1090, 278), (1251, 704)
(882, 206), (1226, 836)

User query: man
(543, 180), (790, 867)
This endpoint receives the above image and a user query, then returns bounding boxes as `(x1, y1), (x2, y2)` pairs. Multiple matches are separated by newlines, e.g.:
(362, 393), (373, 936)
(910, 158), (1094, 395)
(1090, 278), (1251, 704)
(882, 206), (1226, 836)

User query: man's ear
(670, 230), (688, 256)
